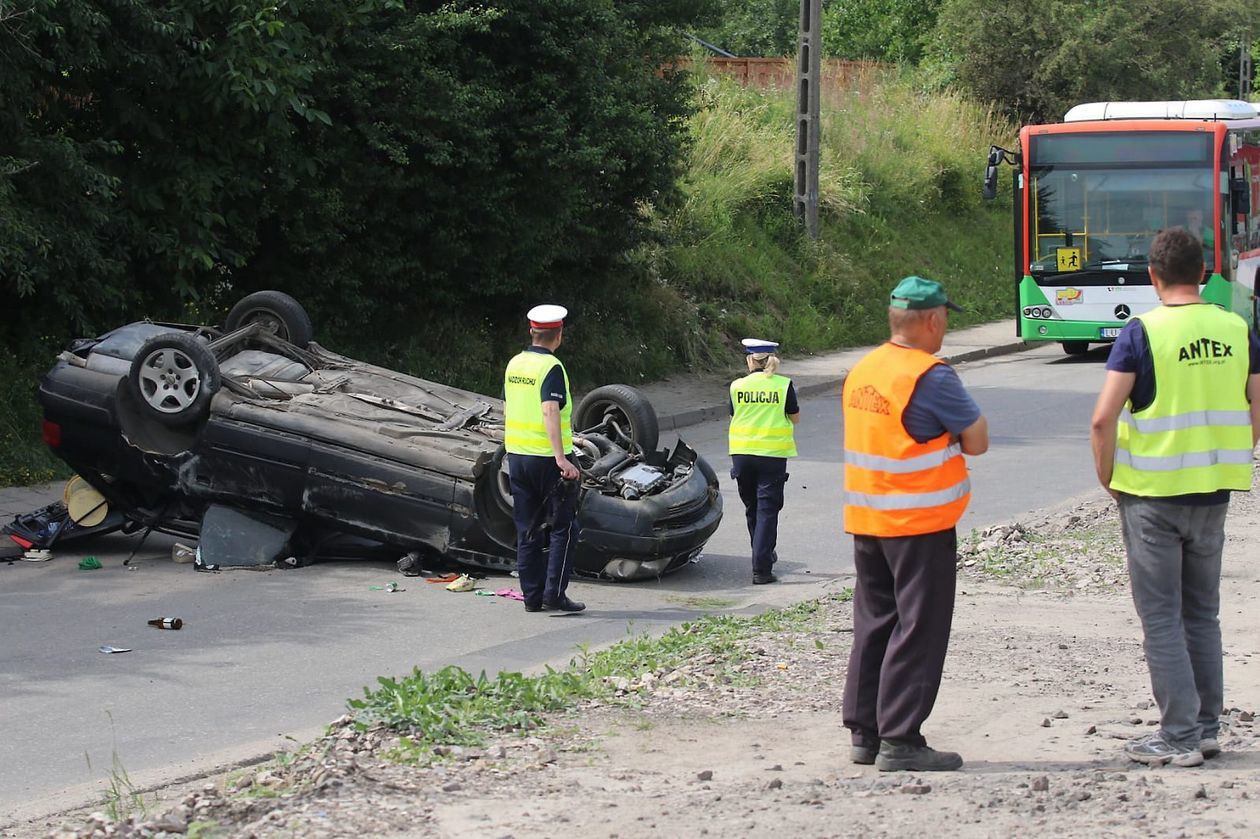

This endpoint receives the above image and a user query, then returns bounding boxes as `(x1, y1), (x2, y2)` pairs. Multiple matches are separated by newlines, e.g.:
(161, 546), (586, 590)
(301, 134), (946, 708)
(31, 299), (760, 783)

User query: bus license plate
(1099, 327), (1122, 339)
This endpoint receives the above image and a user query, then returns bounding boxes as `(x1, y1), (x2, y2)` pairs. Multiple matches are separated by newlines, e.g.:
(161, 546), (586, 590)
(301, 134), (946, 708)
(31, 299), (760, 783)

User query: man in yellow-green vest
(729, 337), (800, 585)
(1091, 227), (1260, 767)
(503, 304), (584, 613)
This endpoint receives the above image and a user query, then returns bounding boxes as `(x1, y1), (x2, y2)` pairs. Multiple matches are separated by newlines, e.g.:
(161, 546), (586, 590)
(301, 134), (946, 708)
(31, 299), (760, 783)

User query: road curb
(658, 339), (1033, 433)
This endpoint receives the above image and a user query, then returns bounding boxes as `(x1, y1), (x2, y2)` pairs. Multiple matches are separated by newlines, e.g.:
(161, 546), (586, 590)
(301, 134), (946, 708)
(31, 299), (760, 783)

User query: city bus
(983, 99), (1260, 354)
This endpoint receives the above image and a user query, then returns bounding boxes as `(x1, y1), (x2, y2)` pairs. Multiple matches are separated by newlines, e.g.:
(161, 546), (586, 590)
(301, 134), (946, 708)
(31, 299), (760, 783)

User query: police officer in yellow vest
(503, 304), (585, 613)
(842, 276), (988, 773)
(1091, 227), (1260, 767)
(729, 338), (799, 585)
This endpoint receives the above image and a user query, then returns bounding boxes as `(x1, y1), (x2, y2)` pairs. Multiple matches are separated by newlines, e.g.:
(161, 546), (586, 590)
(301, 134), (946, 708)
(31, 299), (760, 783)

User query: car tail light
(42, 419), (62, 448)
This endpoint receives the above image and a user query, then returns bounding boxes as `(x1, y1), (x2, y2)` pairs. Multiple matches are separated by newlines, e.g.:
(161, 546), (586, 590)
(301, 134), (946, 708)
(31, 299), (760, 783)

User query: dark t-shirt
(1106, 304), (1260, 505)
(903, 363), (982, 443)
(525, 346), (568, 408)
(728, 380), (800, 416)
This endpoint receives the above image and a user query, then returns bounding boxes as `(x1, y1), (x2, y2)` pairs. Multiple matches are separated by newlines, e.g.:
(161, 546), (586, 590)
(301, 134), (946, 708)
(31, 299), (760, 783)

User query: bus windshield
(1028, 132), (1218, 276)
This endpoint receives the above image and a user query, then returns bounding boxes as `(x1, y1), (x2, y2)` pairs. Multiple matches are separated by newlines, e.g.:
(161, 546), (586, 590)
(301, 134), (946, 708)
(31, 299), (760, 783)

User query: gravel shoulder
(26, 487), (1260, 839)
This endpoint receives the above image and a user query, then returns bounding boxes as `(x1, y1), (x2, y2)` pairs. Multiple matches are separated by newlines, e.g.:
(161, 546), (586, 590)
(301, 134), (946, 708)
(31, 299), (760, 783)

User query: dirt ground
(26, 486), (1260, 838)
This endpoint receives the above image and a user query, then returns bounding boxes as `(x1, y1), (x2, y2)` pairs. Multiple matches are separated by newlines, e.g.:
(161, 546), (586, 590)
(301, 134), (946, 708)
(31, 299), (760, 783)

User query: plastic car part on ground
(197, 505), (296, 568)
(3, 497), (125, 551)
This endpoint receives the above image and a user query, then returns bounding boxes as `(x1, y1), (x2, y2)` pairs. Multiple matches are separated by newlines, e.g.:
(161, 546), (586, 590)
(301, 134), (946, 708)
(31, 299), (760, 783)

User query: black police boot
(543, 595), (586, 612)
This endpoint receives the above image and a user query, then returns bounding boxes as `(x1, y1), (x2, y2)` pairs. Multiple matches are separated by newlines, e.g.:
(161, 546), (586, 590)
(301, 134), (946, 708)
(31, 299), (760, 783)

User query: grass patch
(347, 595), (847, 762)
(187, 822), (223, 839)
(89, 713), (150, 823)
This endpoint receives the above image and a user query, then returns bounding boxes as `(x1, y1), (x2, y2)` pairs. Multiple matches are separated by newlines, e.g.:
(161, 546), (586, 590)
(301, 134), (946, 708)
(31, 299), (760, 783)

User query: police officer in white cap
(502, 304), (585, 612)
(729, 338), (799, 584)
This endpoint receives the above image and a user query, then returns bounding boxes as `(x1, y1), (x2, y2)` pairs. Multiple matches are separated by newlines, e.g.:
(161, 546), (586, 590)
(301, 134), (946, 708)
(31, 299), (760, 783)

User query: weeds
(92, 712), (149, 822)
(348, 594), (845, 763)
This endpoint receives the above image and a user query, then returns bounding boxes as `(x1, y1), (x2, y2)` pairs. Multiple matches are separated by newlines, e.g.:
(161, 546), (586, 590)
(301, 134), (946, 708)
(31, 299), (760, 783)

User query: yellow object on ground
(446, 574), (477, 592)
(64, 476), (109, 527)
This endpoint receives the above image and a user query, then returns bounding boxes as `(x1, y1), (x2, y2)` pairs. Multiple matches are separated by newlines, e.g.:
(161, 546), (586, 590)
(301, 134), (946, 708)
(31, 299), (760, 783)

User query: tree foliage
(691, 0), (800, 57)
(930, 0), (1259, 122)
(0, 0), (718, 353)
(693, 0), (940, 61)
(822, 0), (939, 64)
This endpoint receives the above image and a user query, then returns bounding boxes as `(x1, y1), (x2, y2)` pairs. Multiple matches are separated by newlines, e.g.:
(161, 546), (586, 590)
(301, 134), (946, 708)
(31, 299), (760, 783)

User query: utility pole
(794, 0), (822, 239)
(1242, 32), (1253, 100)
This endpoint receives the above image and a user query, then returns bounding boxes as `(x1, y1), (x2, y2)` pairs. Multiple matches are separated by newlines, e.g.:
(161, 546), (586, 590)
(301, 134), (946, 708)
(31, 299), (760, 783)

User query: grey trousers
(1117, 495), (1227, 748)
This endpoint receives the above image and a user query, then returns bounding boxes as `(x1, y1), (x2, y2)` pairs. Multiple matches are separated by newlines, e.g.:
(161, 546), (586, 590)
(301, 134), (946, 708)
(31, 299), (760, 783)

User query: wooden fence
(671, 57), (888, 91)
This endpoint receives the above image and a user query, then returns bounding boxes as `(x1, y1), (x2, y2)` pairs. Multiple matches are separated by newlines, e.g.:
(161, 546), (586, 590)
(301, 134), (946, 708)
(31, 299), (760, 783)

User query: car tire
(1061, 341), (1089, 355)
(128, 332), (221, 426)
(574, 385), (659, 453)
(474, 445), (517, 548)
(224, 290), (314, 347)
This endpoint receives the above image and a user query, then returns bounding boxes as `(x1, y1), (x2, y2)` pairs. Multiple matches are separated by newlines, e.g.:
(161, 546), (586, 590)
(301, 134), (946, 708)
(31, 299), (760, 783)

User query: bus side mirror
(982, 148), (1001, 200)
(1231, 177), (1251, 216)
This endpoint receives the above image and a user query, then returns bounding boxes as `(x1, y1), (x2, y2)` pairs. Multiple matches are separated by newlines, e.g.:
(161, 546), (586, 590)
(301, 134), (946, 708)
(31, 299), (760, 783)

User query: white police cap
(527, 304), (568, 328)
(741, 337), (779, 354)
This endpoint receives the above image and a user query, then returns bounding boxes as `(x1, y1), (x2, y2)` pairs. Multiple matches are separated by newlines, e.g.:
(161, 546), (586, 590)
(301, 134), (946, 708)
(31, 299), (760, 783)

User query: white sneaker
(1124, 733), (1204, 767)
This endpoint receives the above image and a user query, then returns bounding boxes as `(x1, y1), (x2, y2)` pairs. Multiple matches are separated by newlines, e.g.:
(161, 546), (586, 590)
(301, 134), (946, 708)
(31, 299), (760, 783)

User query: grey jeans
(1117, 495), (1227, 748)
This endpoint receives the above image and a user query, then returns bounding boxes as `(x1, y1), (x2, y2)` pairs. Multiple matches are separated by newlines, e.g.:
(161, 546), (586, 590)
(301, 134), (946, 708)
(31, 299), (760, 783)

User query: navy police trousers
(730, 454), (787, 576)
(507, 453), (579, 607)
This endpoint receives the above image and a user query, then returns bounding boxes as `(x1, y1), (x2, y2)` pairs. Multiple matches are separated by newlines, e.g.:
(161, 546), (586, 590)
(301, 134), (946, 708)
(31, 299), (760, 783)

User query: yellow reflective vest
(504, 350), (572, 456)
(1111, 304), (1253, 497)
(729, 373), (797, 457)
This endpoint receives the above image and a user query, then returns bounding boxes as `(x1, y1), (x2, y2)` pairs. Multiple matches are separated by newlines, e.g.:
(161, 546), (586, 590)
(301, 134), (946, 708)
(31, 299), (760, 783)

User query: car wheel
(224, 290), (314, 346)
(1061, 341), (1089, 355)
(128, 332), (221, 426)
(473, 445), (517, 548)
(574, 384), (659, 453)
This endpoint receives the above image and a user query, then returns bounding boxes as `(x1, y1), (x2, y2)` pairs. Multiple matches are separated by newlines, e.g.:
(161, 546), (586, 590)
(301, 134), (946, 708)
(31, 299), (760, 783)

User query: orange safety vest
(843, 343), (971, 537)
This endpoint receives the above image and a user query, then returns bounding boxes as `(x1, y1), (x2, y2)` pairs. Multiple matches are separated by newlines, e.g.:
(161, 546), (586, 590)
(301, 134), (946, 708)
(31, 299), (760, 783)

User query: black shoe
(875, 741), (963, 772)
(850, 744), (879, 765)
(752, 573), (778, 585)
(524, 601), (545, 613)
(543, 596), (586, 612)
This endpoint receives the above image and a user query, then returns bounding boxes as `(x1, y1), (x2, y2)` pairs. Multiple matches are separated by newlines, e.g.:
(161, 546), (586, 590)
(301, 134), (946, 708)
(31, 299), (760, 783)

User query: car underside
(37, 292), (722, 580)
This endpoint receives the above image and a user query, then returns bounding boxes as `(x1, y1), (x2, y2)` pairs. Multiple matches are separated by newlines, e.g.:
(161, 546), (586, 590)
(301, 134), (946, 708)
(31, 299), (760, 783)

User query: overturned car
(36, 292), (722, 580)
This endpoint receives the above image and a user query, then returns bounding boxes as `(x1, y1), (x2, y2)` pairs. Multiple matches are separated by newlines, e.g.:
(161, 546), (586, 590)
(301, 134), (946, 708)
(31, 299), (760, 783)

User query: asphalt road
(0, 343), (1112, 825)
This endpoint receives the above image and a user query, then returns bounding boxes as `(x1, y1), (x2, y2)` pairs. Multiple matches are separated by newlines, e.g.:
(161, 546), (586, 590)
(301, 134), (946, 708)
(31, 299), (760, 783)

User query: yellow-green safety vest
(1111, 304), (1253, 497)
(729, 372), (797, 457)
(504, 351), (572, 456)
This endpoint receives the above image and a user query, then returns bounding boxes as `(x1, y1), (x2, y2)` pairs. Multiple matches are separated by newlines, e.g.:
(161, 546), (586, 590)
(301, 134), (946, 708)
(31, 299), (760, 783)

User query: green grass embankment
(0, 70), (1015, 486)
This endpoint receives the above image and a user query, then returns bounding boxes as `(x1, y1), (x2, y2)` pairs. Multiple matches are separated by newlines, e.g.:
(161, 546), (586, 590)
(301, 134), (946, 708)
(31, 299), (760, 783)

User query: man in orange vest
(841, 276), (989, 772)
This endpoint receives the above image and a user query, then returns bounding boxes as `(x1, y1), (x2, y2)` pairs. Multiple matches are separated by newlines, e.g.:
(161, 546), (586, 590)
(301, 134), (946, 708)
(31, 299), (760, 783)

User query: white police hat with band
(527, 304), (568, 329)
(741, 337), (779, 354)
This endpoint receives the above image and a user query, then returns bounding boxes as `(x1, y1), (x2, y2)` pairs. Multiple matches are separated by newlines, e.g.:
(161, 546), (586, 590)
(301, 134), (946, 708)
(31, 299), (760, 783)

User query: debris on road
(77, 557), (101, 570)
(171, 543), (197, 564)
(445, 574), (476, 592)
(97, 645), (131, 654)
(147, 618), (184, 630)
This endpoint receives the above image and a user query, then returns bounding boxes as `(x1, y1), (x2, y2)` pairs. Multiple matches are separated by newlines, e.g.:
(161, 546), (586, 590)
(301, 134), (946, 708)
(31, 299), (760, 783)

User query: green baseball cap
(889, 276), (964, 312)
